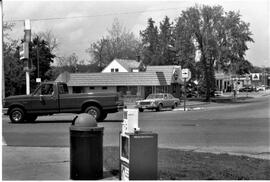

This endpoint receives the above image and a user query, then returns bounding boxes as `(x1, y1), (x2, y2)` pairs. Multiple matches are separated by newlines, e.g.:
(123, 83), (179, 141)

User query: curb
(173, 107), (202, 111)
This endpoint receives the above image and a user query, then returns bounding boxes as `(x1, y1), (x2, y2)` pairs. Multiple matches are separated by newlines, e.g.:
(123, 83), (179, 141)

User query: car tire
(9, 107), (25, 123)
(156, 104), (162, 112)
(25, 114), (38, 122)
(139, 108), (144, 112)
(172, 103), (177, 109)
(84, 106), (101, 122)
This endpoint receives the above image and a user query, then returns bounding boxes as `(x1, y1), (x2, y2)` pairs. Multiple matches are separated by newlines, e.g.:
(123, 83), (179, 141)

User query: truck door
(30, 83), (59, 113)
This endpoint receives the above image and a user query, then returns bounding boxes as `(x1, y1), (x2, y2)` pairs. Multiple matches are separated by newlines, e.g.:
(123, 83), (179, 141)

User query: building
(56, 59), (183, 99)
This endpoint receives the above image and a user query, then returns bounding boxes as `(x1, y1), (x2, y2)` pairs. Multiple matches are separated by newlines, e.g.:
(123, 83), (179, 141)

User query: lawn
(104, 146), (270, 180)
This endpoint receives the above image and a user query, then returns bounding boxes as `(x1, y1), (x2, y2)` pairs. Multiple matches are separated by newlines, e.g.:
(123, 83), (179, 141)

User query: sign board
(181, 68), (191, 81)
(36, 78), (41, 83)
(19, 42), (29, 60)
(251, 73), (260, 81)
(171, 66), (182, 84)
(122, 109), (139, 134)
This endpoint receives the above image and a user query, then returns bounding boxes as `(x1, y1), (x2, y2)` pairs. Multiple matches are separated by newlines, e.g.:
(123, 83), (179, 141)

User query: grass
(103, 146), (270, 180)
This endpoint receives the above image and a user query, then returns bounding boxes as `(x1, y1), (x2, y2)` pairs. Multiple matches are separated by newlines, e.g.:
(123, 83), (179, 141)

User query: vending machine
(120, 109), (158, 180)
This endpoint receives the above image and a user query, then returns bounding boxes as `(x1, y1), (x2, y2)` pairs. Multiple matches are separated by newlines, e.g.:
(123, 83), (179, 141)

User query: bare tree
(36, 30), (59, 54)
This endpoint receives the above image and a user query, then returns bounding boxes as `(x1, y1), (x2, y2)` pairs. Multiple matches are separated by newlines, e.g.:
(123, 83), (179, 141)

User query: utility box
(119, 109), (158, 180)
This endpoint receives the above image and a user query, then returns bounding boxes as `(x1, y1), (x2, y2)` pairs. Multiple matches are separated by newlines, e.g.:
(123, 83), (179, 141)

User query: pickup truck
(3, 82), (123, 123)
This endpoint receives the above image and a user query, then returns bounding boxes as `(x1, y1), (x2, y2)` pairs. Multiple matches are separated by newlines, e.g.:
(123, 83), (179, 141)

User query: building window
(89, 87), (95, 90)
(115, 68), (119, 72)
(111, 68), (114, 72)
(102, 86), (108, 90)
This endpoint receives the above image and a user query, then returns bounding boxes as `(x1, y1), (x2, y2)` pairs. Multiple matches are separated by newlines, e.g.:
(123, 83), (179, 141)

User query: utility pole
(24, 19), (31, 94)
(0, 0), (4, 100)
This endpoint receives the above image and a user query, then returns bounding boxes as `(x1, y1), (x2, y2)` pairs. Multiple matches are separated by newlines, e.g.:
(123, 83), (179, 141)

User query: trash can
(70, 113), (104, 180)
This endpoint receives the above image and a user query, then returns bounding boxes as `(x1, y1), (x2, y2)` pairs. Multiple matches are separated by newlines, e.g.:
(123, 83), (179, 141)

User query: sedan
(135, 93), (180, 112)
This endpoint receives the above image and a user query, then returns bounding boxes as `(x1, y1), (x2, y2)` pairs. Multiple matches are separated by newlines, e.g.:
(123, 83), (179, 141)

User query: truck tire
(25, 114), (38, 122)
(84, 106), (101, 122)
(9, 107), (25, 123)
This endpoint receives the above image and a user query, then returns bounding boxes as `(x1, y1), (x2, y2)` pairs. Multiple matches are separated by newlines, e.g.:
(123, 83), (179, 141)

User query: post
(184, 78), (186, 111)
(24, 19), (31, 94)
(37, 43), (39, 78)
(26, 71), (30, 94)
(0, 1), (4, 99)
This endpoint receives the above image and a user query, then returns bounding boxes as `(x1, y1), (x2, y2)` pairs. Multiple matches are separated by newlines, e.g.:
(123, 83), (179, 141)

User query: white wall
(102, 60), (128, 72)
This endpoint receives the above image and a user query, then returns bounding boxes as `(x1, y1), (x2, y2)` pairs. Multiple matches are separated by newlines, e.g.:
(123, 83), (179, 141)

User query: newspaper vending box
(120, 109), (158, 180)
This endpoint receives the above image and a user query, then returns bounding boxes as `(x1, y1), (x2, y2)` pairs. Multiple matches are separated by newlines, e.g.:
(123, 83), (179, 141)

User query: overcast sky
(3, 0), (270, 67)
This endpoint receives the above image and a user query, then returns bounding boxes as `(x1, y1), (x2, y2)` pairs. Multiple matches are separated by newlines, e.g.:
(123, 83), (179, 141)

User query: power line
(4, 7), (184, 22)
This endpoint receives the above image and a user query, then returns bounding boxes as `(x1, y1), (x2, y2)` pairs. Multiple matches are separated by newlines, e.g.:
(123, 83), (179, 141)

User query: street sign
(182, 68), (191, 81)
(36, 78), (41, 83)
(252, 73), (260, 81)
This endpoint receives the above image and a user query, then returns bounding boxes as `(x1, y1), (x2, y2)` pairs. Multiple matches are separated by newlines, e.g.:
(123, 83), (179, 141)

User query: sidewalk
(2, 146), (118, 180)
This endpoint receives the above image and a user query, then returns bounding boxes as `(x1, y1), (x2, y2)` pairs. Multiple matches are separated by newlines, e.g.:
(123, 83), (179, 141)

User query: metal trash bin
(70, 113), (104, 180)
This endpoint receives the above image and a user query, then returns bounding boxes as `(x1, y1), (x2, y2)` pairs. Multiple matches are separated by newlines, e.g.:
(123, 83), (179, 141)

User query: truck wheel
(139, 108), (144, 112)
(85, 106), (101, 122)
(9, 107), (25, 123)
(25, 115), (38, 122)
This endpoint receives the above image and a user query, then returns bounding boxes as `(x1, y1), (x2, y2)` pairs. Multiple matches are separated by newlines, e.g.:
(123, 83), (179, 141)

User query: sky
(3, 0), (270, 67)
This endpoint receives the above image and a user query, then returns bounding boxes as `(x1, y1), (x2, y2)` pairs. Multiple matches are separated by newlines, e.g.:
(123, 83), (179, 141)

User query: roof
(56, 65), (182, 86)
(115, 59), (141, 71)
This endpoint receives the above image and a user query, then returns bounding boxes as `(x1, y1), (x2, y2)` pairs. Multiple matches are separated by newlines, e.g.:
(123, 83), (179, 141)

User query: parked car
(135, 93), (180, 112)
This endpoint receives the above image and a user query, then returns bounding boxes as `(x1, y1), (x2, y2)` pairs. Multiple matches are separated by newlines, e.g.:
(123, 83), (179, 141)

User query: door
(29, 83), (58, 113)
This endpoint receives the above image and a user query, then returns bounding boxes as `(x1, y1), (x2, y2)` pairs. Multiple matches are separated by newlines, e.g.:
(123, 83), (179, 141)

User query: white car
(135, 93), (180, 112)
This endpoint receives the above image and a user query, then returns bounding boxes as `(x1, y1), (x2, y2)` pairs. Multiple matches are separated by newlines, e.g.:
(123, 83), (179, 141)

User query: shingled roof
(115, 59), (141, 71)
(56, 65), (182, 86)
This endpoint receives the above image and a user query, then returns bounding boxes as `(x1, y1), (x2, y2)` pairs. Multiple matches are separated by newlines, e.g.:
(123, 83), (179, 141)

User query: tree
(140, 18), (159, 65)
(3, 23), (26, 96)
(158, 16), (175, 65)
(87, 18), (142, 70)
(36, 30), (59, 54)
(30, 36), (55, 85)
(175, 5), (253, 101)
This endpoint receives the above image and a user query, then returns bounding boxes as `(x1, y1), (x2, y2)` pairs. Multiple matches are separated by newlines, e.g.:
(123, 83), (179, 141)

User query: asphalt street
(2, 95), (270, 158)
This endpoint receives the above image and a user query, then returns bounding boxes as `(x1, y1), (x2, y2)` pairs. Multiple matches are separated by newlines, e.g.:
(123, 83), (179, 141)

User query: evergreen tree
(140, 18), (159, 65)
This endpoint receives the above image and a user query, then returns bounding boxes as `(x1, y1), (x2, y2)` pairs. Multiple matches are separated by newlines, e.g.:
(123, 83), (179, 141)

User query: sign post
(184, 78), (187, 111)
(181, 69), (191, 111)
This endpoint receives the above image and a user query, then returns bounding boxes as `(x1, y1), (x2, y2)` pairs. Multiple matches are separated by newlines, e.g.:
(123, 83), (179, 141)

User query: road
(2, 95), (270, 158)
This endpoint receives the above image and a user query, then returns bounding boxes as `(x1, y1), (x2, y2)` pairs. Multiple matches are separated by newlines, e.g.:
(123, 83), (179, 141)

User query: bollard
(70, 113), (104, 180)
